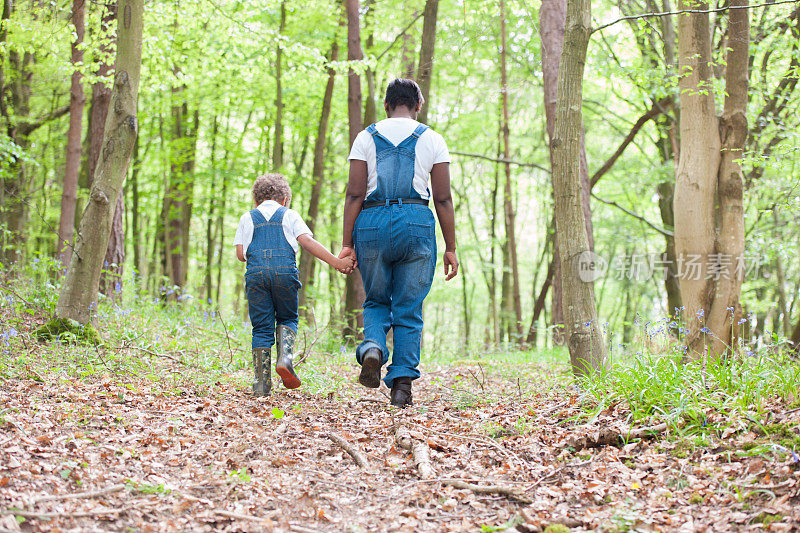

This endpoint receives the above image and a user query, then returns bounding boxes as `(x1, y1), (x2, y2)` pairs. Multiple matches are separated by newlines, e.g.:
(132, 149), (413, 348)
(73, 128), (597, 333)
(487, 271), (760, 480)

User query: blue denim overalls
(353, 123), (438, 388)
(245, 206), (300, 349)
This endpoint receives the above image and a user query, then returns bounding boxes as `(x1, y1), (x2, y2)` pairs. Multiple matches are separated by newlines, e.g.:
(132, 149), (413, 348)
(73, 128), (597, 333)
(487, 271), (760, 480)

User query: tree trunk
(57, 0), (85, 268)
(499, 0), (522, 340)
(705, 0), (748, 355)
(272, 0), (286, 171)
(161, 94), (198, 293)
(204, 115), (219, 303)
(551, 0), (605, 377)
(55, 0), (144, 324)
(131, 134), (143, 278)
(363, 0), (377, 126)
(344, 0), (366, 338)
(656, 181), (681, 316)
(299, 37), (339, 315)
(416, 0), (438, 124)
(401, 11), (418, 78)
(674, 0), (748, 357)
(540, 0), (593, 346)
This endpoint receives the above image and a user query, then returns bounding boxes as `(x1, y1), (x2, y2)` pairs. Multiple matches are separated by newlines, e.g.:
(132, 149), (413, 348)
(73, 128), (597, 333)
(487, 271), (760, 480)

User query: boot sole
(359, 355), (381, 389)
(276, 366), (301, 389)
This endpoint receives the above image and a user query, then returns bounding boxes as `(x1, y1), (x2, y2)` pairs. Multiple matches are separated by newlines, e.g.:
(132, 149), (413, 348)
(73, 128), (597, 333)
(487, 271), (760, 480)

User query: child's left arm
(296, 234), (354, 272)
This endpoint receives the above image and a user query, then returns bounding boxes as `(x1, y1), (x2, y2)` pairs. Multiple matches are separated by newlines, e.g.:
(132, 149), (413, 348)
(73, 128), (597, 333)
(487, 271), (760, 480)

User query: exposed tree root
(442, 479), (532, 504)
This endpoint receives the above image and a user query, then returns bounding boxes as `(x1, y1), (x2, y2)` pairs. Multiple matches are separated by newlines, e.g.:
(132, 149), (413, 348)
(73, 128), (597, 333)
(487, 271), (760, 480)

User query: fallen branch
(442, 479), (532, 504)
(327, 433), (370, 469)
(2, 507), (127, 519)
(30, 484), (125, 504)
(396, 426), (435, 479)
(215, 509), (263, 521)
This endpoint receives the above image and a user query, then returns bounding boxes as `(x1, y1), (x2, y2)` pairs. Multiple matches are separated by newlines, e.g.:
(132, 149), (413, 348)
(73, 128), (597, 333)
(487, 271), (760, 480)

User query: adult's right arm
(341, 159), (368, 251)
(430, 162), (459, 280)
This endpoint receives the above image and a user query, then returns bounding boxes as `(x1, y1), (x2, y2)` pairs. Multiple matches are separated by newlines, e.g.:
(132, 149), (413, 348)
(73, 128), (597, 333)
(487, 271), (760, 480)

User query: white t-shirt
(232, 200), (311, 254)
(347, 117), (451, 200)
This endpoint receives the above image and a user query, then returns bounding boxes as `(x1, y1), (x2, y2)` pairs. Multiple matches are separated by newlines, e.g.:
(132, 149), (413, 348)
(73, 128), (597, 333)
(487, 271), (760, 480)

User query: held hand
(443, 250), (459, 281)
(337, 246), (357, 274)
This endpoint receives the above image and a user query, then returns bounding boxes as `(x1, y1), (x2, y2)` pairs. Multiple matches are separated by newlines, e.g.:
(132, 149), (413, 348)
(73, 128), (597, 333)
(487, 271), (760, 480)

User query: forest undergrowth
(1, 266), (799, 532)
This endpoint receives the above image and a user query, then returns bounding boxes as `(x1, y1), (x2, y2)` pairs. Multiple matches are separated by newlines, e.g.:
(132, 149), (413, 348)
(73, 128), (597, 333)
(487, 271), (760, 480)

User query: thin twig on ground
(214, 509), (263, 521)
(441, 479), (532, 504)
(30, 484), (125, 504)
(215, 308), (236, 363)
(327, 433), (370, 469)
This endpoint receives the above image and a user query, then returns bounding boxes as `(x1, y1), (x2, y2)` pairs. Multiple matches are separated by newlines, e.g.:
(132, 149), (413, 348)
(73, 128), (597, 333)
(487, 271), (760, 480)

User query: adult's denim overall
(245, 207), (300, 349)
(353, 123), (437, 388)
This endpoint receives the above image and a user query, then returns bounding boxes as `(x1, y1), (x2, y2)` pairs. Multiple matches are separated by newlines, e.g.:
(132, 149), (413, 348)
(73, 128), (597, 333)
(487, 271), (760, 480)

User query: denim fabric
(245, 207), (300, 349)
(364, 123), (428, 204)
(354, 123), (436, 388)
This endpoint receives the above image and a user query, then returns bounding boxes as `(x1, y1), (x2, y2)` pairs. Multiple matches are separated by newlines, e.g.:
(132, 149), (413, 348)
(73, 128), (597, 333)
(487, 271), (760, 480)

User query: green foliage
(35, 318), (103, 346)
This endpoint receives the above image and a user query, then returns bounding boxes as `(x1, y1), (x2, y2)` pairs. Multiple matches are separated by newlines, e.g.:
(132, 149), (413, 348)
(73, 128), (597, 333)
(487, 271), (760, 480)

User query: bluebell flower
(700, 327), (710, 334)
(115, 282), (122, 293)
(697, 309), (704, 318)
(738, 318), (747, 325)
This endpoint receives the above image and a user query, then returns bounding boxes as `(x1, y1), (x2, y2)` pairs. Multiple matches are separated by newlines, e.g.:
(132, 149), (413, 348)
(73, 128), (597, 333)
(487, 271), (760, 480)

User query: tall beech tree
(344, 0), (366, 337)
(540, 0), (594, 345)
(299, 36), (339, 314)
(57, 0), (85, 268)
(498, 0), (522, 338)
(551, 0), (605, 376)
(673, 0), (749, 357)
(416, 0), (438, 125)
(53, 0), (144, 326)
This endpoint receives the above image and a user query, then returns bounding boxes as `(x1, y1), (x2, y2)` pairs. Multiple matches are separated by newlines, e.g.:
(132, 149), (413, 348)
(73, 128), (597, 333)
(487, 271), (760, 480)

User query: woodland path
(0, 360), (798, 532)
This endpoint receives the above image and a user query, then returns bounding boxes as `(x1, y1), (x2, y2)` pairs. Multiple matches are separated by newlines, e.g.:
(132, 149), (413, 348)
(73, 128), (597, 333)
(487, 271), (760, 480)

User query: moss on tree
(34, 318), (102, 346)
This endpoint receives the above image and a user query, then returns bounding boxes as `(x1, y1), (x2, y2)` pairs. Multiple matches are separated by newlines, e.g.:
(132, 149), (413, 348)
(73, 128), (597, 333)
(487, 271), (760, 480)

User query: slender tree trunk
(551, 0), (605, 377)
(540, 0), (593, 346)
(344, 0), (366, 338)
(499, 0), (522, 339)
(400, 12), (418, 78)
(674, 0), (748, 357)
(55, 0), (144, 324)
(657, 181), (681, 316)
(131, 134), (142, 278)
(299, 37), (339, 314)
(416, 0), (438, 124)
(363, 0), (377, 126)
(57, 0), (85, 268)
(204, 115), (219, 303)
(272, 0), (286, 171)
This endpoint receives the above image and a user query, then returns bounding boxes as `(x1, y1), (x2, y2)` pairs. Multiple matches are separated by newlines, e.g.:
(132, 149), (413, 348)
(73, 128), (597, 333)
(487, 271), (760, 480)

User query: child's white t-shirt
(233, 200), (311, 254)
(347, 117), (451, 200)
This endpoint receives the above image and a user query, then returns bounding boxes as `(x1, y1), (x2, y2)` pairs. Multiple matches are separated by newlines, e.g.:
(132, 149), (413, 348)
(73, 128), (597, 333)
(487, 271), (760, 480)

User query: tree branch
(592, 0), (799, 34)
(590, 96), (673, 189)
(376, 11), (425, 61)
(451, 150), (550, 173)
(17, 105), (70, 136)
(591, 193), (674, 237)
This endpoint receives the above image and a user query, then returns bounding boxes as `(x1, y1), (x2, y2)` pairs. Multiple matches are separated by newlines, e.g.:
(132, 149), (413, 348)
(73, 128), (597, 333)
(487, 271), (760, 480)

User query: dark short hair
(384, 78), (424, 111)
(252, 173), (292, 205)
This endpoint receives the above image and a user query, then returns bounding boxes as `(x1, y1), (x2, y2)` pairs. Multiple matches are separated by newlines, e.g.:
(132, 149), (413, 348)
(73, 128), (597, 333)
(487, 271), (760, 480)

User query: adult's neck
(386, 107), (417, 120)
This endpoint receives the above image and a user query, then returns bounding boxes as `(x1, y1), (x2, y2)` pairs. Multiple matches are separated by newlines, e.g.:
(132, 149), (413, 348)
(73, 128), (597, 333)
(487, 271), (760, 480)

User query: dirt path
(1, 362), (798, 532)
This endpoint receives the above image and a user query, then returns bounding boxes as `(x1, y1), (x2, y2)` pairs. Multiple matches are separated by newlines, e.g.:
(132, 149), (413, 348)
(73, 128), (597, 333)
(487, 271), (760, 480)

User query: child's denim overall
(245, 206), (300, 349)
(353, 123), (437, 388)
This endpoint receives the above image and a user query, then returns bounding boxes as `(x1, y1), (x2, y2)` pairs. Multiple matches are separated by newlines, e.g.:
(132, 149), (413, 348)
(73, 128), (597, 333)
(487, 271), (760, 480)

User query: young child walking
(234, 174), (355, 396)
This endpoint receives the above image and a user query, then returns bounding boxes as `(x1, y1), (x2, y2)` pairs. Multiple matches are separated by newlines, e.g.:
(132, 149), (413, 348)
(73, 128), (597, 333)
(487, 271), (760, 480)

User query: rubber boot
(275, 325), (301, 389)
(390, 377), (413, 408)
(252, 347), (272, 396)
(359, 347), (382, 389)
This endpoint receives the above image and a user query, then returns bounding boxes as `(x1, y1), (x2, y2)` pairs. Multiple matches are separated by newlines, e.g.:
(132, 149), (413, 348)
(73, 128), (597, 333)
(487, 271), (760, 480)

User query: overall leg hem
(383, 367), (420, 389)
(356, 340), (387, 365)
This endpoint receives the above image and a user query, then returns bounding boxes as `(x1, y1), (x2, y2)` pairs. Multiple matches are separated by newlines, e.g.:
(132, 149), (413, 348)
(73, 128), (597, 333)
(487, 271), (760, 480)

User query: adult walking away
(339, 78), (459, 408)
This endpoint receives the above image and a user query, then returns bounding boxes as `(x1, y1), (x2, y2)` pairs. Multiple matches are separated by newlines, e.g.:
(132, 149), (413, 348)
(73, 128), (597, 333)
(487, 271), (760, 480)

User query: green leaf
(271, 408), (284, 419)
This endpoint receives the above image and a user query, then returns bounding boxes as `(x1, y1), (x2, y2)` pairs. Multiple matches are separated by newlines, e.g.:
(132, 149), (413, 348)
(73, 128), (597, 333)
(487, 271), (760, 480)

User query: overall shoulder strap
(411, 124), (429, 138)
(367, 123), (395, 149)
(250, 208), (268, 226)
(268, 206), (287, 223)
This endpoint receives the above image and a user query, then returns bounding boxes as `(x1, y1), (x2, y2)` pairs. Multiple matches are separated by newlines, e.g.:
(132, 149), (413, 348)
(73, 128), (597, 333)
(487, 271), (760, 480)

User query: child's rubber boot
(252, 347), (272, 396)
(358, 347), (382, 389)
(275, 325), (301, 389)
(390, 377), (413, 408)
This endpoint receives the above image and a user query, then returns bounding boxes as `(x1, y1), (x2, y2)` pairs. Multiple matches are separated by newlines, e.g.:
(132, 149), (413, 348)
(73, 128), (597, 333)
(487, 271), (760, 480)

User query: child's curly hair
(252, 173), (292, 205)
